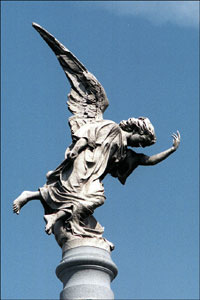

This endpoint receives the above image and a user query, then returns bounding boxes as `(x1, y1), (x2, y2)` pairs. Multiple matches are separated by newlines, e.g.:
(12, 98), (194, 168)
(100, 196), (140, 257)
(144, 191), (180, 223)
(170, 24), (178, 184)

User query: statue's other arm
(138, 131), (180, 166)
(67, 138), (88, 160)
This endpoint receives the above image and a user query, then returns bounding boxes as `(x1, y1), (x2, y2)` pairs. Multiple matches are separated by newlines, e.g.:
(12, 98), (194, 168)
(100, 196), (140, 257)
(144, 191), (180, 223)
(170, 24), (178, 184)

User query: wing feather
(32, 23), (109, 134)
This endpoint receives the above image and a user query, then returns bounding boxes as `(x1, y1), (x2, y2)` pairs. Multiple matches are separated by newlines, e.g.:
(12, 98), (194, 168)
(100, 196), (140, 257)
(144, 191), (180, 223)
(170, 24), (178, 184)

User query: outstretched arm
(138, 131), (180, 166)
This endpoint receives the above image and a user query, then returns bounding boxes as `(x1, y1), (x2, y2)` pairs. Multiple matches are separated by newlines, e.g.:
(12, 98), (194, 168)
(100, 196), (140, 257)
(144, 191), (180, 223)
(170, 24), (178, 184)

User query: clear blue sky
(1, 1), (199, 299)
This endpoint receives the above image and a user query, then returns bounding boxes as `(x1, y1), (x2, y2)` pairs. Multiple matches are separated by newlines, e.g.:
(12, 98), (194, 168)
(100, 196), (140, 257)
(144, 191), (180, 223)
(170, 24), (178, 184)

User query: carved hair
(119, 117), (156, 144)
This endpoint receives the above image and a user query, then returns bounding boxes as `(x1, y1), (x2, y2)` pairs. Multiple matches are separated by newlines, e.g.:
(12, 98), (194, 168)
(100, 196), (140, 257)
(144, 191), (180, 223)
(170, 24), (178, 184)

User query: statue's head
(119, 117), (156, 147)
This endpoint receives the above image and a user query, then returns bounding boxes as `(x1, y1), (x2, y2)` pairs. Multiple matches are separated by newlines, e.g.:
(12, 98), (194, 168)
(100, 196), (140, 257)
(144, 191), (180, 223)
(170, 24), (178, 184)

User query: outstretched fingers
(172, 130), (180, 140)
(171, 130), (181, 150)
(171, 133), (177, 139)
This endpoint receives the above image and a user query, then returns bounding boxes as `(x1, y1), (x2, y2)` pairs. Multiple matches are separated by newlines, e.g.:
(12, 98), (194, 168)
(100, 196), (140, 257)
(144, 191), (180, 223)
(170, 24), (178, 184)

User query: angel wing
(32, 23), (109, 134)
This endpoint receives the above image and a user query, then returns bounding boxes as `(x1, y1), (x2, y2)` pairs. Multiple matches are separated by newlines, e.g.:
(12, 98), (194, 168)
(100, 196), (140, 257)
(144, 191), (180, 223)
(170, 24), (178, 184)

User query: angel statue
(13, 23), (180, 249)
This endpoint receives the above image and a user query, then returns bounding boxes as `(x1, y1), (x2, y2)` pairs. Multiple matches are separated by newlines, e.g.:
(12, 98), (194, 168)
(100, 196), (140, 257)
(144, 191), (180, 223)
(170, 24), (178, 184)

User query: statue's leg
(13, 191), (42, 215)
(44, 211), (68, 235)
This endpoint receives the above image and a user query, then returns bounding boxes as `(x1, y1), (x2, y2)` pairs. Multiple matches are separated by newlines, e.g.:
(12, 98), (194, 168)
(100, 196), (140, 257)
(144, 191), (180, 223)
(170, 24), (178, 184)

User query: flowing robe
(39, 120), (127, 236)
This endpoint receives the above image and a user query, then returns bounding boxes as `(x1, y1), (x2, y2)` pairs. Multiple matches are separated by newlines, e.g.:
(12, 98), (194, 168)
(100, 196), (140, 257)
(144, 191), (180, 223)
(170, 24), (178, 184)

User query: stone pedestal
(54, 216), (118, 299)
(56, 242), (118, 300)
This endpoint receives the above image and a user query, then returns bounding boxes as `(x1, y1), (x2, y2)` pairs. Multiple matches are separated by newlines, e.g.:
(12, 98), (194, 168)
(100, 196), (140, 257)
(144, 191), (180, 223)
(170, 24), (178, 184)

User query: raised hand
(172, 130), (181, 151)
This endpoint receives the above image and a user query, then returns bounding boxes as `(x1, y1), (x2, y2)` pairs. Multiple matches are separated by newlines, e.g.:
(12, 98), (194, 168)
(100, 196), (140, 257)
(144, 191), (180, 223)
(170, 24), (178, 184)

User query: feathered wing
(32, 23), (109, 134)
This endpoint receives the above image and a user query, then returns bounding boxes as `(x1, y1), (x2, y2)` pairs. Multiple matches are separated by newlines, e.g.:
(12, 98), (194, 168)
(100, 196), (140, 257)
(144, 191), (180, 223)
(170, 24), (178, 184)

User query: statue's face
(128, 133), (154, 148)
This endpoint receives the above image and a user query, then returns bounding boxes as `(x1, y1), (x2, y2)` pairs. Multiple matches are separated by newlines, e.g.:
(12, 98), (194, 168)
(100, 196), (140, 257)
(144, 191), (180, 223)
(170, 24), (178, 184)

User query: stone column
(56, 239), (118, 300)
(54, 216), (118, 300)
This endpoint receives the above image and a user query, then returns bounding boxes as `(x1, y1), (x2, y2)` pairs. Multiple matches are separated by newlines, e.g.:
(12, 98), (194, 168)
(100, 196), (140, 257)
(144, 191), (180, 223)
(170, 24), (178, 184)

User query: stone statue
(13, 23), (180, 250)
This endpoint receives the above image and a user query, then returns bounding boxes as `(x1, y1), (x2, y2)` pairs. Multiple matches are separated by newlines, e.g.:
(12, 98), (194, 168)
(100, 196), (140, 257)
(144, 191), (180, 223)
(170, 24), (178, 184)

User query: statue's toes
(13, 203), (20, 214)
(45, 225), (52, 235)
(43, 215), (48, 224)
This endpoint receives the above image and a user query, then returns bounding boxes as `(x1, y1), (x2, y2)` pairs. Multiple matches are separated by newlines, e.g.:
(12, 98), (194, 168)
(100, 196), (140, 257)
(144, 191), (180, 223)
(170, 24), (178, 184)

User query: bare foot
(13, 191), (29, 215)
(44, 214), (56, 235)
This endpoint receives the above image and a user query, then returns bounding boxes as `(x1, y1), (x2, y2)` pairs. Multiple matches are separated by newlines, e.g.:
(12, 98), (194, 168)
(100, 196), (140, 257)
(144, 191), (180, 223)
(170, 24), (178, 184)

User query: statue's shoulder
(101, 120), (121, 129)
(94, 120), (121, 131)
(126, 148), (138, 156)
(98, 119), (116, 125)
